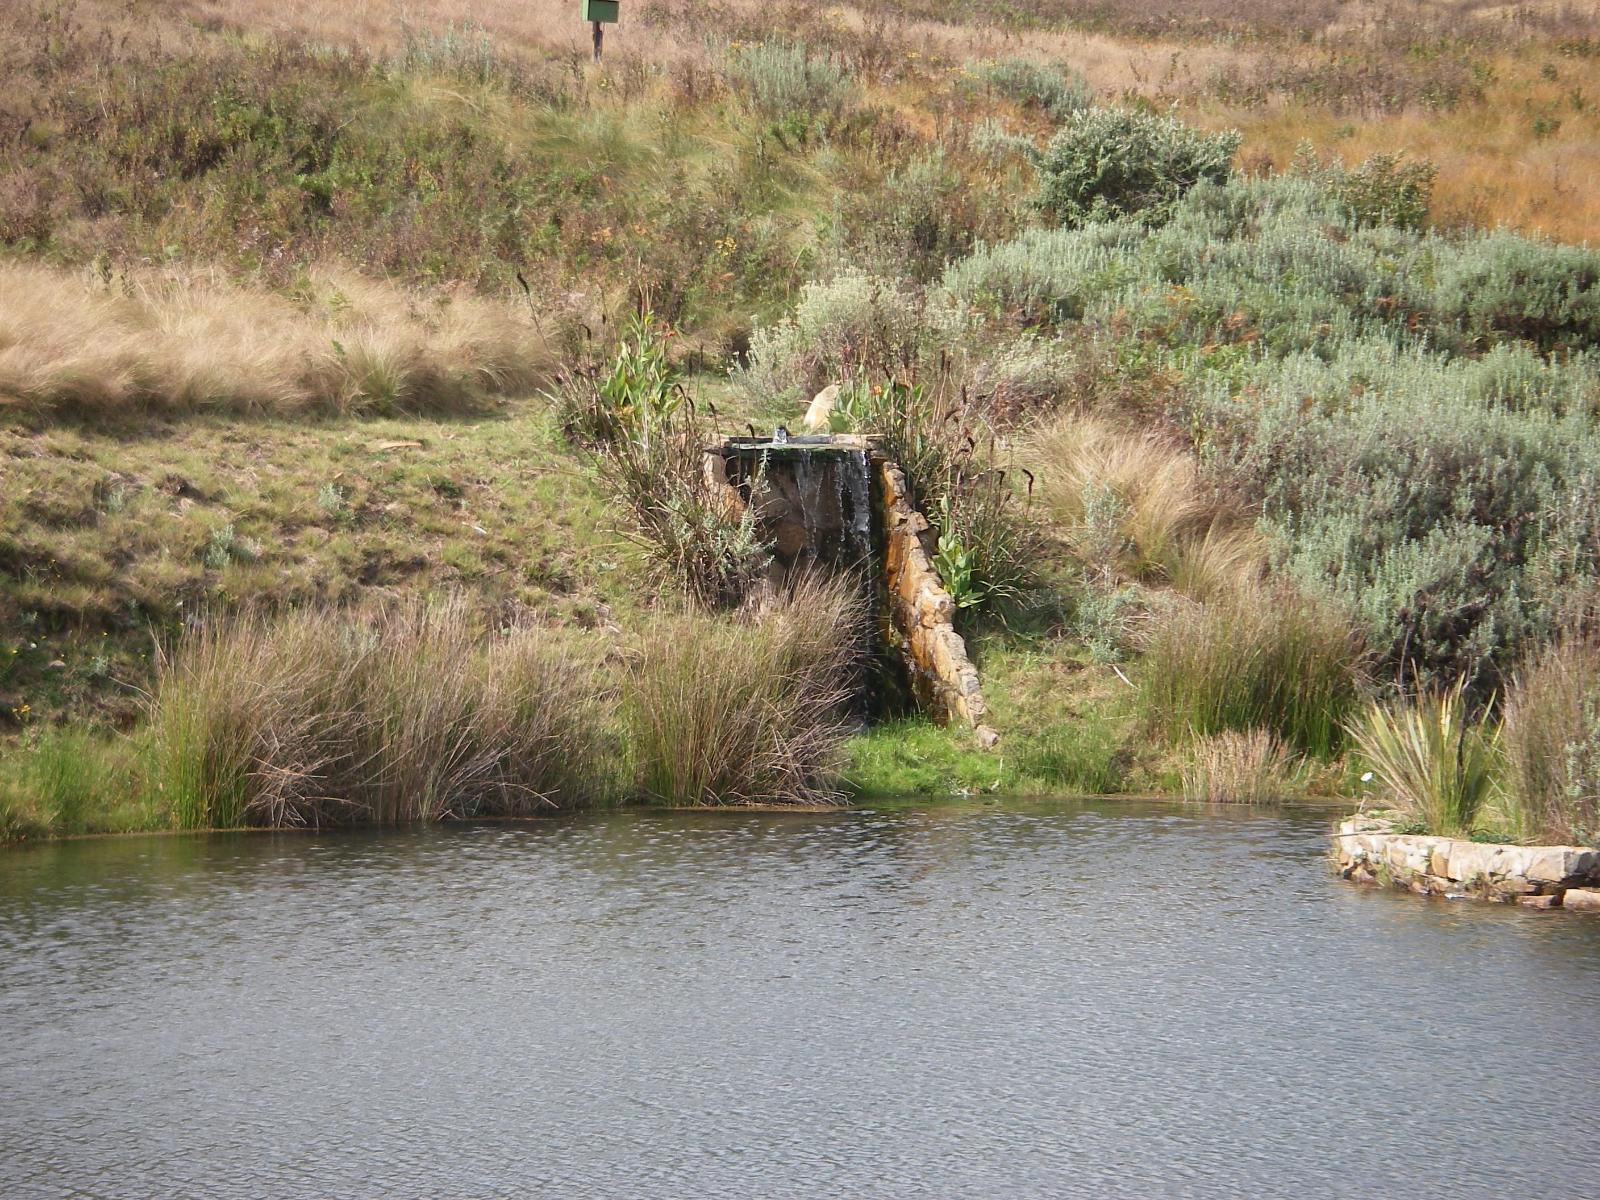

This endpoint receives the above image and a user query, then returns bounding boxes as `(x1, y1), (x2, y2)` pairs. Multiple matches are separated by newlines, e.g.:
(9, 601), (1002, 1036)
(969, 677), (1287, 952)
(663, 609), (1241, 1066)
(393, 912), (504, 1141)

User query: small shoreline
(1, 790), (1359, 848)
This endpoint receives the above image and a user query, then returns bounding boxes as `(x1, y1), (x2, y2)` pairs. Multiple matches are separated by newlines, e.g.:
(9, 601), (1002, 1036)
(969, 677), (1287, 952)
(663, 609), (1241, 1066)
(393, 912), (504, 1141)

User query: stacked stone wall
(1334, 815), (1600, 910)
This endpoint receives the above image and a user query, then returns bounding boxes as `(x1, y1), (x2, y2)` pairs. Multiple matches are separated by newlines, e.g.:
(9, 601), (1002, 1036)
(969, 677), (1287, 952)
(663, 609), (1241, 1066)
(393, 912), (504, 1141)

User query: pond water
(4, 800), (1600, 1198)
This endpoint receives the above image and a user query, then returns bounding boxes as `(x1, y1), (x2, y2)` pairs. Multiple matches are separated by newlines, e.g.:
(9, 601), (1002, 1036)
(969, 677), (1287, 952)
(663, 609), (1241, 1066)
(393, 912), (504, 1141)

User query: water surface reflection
(4, 799), (1599, 1198)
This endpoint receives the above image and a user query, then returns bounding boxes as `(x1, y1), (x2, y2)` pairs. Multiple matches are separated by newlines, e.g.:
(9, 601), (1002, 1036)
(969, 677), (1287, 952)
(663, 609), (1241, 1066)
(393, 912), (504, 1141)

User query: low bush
(1035, 109), (1240, 227)
(725, 40), (856, 126)
(1204, 337), (1600, 693)
(741, 270), (946, 403)
(968, 58), (1092, 122)
(627, 575), (862, 805)
(1140, 585), (1365, 757)
(1349, 678), (1501, 837)
(1503, 637), (1600, 845)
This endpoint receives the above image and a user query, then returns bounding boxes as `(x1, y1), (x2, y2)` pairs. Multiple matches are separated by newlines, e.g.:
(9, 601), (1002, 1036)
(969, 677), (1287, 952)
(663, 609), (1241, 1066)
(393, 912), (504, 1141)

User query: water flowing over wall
(708, 435), (997, 747)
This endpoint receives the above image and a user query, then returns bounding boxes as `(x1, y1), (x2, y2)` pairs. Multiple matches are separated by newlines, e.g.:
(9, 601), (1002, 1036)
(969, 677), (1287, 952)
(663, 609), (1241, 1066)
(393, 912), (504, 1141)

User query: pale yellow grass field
(0, 262), (551, 417)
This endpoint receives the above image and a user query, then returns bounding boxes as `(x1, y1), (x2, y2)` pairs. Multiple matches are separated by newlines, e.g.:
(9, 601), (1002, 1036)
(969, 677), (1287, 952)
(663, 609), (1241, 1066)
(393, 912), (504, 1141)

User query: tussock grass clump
(1140, 585), (1364, 758)
(1503, 638), (1600, 845)
(1180, 728), (1296, 805)
(1349, 678), (1500, 837)
(0, 263), (549, 420)
(628, 576), (863, 806)
(147, 600), (616, 829)
(1031, 411), (1261, 597)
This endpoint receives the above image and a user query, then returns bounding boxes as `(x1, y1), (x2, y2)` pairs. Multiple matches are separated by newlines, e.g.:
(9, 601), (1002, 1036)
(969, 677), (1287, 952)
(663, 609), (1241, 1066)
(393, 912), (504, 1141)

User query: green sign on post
(583, 0), (619, 22)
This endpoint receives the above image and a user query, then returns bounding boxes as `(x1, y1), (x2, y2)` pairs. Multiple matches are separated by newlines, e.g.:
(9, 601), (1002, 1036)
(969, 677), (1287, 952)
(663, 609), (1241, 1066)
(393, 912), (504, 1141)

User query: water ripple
(3, 800), (1599, 1198)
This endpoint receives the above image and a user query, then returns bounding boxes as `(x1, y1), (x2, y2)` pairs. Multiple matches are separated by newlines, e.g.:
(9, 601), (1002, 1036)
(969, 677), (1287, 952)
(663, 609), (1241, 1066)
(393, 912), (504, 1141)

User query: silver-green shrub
(1035, 109), (1240, 227)
(968, 58), (1092, 122)
(1200, 338), (1600, 691)
(726, 40), (855, 124)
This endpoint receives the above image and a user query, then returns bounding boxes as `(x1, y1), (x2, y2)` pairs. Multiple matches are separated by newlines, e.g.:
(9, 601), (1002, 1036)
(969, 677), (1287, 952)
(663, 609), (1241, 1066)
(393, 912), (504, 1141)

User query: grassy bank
(7, 1), (1600, 845)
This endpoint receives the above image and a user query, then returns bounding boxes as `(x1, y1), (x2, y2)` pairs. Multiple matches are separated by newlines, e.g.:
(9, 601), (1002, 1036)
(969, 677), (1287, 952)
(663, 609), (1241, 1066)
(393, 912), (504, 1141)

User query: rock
(1518, 894), (1562, 909)
(1487, 876), (1537, 900)
(1446, 841), (1496, 885)
(44, 659), (66, 672)
(801, 383), (841, 432)
(975, 725), (1001, 751)
(1526, 847), (1585, 885)
(1563, 888), (1600, 912)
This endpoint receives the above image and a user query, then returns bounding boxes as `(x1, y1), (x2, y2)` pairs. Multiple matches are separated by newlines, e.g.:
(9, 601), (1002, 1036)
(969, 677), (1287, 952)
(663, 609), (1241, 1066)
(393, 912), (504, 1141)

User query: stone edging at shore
(1333, 815), (1600, 911)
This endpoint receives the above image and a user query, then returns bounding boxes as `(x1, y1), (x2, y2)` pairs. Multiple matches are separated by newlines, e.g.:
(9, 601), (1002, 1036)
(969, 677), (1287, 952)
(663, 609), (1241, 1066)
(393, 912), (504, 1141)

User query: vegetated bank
(6, 1), (1600, 846)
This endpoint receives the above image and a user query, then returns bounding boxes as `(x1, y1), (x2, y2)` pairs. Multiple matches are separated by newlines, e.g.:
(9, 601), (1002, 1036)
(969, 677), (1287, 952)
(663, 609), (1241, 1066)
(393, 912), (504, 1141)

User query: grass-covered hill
(5, 0), (1600, 845)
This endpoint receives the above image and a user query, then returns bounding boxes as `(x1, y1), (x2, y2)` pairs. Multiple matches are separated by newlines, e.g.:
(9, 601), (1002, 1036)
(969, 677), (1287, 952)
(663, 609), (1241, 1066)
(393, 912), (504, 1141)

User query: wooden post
(592, 19), (603, 62)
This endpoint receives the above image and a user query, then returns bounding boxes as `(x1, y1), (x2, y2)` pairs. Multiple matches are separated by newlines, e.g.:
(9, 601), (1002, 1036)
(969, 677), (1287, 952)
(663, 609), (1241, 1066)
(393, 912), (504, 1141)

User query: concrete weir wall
(1334, 815), (1600, 910)
(708, 435), (996, 746)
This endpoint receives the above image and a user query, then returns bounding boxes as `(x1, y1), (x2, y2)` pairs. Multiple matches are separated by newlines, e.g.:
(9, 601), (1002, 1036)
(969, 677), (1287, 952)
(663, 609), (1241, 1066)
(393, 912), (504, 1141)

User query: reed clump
(1502, 637), (1600, 846)
(146, 600), (618, 829)
(1140, 585), (1365, 758)
(1180, 728), (1297, 805)
(627, 575), (864, 806)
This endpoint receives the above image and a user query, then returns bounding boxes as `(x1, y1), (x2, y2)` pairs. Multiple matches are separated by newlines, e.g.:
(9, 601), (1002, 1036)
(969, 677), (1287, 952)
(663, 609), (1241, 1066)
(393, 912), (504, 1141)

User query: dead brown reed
(1180, 727), (1297, 804)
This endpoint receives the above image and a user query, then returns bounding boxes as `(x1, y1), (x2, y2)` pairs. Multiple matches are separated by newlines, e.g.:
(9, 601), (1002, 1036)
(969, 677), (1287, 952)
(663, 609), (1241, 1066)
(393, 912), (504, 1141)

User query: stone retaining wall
(1334, 815), (1600, 910)
(878, 460), (998, 749)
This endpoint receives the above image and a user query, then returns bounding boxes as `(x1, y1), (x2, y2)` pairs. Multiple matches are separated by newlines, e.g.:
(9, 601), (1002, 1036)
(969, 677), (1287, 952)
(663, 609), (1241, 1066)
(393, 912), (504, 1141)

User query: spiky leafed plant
(1349, 677), (1500, 836)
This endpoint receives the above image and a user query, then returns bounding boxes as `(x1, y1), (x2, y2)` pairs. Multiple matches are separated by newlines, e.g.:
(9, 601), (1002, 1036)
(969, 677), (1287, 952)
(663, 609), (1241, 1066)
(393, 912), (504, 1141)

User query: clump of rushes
(146, 600), (618, 829)
(579, 313), (772, 610)
(627, 574), (863, 806)
(1180, 728), (1297, 804)
(1502, 637), (1600, 845)
(1349, 677), (1500, 836)
(1140, 585), (1365, 757)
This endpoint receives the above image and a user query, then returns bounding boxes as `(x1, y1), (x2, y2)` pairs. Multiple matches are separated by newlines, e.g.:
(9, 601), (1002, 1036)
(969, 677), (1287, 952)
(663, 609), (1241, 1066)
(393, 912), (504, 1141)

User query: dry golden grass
(1180, 727), (1298, 804)
(0, 262), (551, 418)
(1028, 410), (1264, 595)
(66, 0), (1600, 241)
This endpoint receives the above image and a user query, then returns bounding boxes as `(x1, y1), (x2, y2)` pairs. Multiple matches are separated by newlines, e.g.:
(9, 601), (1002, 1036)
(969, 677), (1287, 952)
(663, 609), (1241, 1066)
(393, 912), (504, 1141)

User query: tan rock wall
(1333, 815), (1600, 909)
(877, 460), (997, 748)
